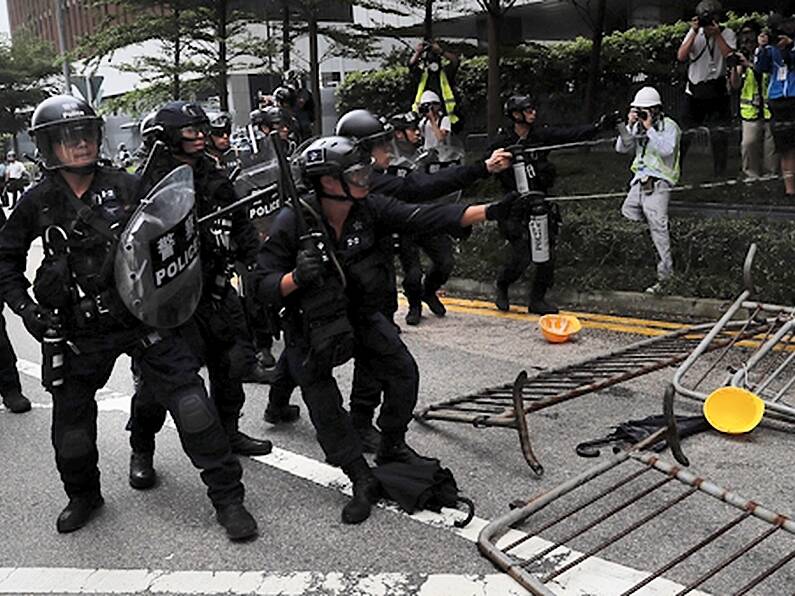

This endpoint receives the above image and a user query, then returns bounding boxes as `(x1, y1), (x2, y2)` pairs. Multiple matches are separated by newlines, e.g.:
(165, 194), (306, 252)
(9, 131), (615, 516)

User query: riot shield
(233, 135), (284, 239)
(114, 164), (202, 329)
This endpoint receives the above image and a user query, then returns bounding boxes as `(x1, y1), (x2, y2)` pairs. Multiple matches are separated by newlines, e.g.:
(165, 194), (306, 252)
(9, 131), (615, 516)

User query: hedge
(337, 13), (764, 130)
(451, 204), (795, 305)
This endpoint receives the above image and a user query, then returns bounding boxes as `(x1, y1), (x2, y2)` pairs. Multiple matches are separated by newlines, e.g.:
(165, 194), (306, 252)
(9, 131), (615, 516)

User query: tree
(0, 34), (60, 143)
(475, 0), (520, 135)
(570, 0), (609, 121)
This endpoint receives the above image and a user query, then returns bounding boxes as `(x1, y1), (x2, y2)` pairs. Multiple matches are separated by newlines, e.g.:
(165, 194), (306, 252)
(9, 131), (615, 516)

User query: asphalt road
(0, 269), (793, 594)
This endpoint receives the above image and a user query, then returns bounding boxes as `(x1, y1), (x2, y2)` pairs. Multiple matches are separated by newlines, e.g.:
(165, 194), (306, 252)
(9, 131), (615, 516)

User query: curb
(439, 276), (734, 322)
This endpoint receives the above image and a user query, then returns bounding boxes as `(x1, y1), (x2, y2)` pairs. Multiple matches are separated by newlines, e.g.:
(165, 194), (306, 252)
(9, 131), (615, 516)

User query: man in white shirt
(418, 90), (451, 150)
(676, 0), (736, 176)
(616, 87), (681, 294)
(4, 152), (27, 208)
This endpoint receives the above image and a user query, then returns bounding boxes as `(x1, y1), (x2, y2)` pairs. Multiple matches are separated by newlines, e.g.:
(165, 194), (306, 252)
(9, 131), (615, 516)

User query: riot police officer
(0, 95), (257, 540)
(250, 106), (297, 151)
(127, 101), (273, 488)
(206, 111), (233, 164)
(256, 135), (522, 524)
(489, 94), (605, 314)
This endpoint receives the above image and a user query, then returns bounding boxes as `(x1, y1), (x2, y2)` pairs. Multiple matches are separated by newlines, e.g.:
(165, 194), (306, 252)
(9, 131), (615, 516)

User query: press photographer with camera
(409, 40), (462, 133)
(729, 20), (777, 181)
(418, 90), (450, 149)
(676, 0), (735, 176)
(755, 13), (795, 197)
(615, 87), (681, 294)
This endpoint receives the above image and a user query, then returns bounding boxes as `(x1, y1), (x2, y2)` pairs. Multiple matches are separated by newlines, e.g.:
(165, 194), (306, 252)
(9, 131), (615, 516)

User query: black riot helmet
(335, 109), (394, 151)
(153, 101), (210, 153)
(252, 106), (290, 130)
(29, 94), (104, 172)
(504, 95), (536, 123)
(273, 85), (297, 109)
(298, 135), (374, 200)
(389, 111), (421, 131)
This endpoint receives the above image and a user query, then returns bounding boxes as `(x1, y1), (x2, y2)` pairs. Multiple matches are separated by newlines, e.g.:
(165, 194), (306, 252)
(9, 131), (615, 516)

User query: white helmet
(631, 86), (662, 108)
(419, 90), (441, 104)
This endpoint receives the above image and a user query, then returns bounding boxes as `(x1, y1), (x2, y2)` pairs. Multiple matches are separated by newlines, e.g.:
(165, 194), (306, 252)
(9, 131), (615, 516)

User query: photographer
(417, 90), (450, 149)
(615, 87), (681, 293)
(729, 21), (777, 181)
(755, 13), (795, 196)
(676, 0), (735, 176)
(409, 40), (461, 132)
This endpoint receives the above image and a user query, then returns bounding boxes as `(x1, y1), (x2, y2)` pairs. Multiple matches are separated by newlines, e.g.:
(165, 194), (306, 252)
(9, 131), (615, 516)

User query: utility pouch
(299, 276), (354, 369)
(33, 254), (73, 311)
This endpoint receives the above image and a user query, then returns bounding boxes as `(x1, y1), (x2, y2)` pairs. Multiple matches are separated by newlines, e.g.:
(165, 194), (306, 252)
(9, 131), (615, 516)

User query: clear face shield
(38, 120), (103, 170)
(341, 158), (375, 190)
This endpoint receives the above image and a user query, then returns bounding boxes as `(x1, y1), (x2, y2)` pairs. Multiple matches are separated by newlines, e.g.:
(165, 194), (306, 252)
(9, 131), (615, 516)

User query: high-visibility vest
(413, 68), (459, 125)
(740, 68), (771, 120)
(630, 117), (681, 186)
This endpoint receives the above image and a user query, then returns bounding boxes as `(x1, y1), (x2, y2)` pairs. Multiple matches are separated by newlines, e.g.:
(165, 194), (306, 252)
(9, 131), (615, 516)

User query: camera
(725, 52), (741, 68)
(698, 11), (717, 28)
(418, 102), (432, 115)
(636, 109), (649, 121)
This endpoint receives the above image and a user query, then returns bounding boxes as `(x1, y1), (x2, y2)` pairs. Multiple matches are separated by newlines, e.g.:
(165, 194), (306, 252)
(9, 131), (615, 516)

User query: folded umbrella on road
(373, 459), (475, 528)
(575, 414), (710, 458)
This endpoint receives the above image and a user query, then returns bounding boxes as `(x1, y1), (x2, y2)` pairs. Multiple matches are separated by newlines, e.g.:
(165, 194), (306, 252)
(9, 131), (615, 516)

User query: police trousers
(55, 328), (244, 506)
(0, 309), (21, 396)
(496, 218), (556, 298)
(399, 233), (455, 305)
(285, 312), (419, 467)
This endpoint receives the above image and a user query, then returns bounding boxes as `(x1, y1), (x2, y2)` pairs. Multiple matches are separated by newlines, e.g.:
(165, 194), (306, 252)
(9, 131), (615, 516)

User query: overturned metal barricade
(478, 411), (795, 595)
(415, 323), (764, 475)
(673, 245), (795, 425)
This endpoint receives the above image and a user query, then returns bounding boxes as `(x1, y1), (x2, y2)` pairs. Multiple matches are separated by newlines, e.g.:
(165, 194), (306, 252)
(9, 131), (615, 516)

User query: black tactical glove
(485, 192), (523, 221)
(18, 299), (54, 342)
(293, 248), (325, 288)
(594, 111), (622, 131)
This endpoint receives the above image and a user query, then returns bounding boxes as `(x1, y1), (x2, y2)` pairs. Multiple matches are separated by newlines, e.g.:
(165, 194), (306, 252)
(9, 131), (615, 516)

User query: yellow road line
(397, 296), (682, 337)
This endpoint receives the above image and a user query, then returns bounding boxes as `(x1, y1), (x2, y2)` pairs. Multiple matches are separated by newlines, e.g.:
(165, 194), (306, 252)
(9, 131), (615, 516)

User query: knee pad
(176, 391), (215, 434)
(59, 428), (93, 459)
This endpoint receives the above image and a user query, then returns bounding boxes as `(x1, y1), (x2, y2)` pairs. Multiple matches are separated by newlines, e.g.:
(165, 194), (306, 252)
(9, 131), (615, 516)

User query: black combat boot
(241, 360), (276, 384)
(263, 403), (300, 424)
(495, 284), (510, 312)
(256, 347), (276, 368)
(422, 291), (446, 317)
(528, 293), (559, 315)
(215, 502), (258, 541)
(375, 431), (434, 466)
(56, 493), (104, 533)
(1, 389), (31, 413)
(129, 451), (157, 489)
(405, 302), (422, 326)
(341, 457), (380, 524)
(225, 419), (273, 456)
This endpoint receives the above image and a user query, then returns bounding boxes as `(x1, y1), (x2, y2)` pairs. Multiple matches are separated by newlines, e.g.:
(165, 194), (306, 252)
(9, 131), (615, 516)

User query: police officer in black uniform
(256, 135), (522, 524)
(0, 95), (257, 540)
(0, 201), (30, 414)
(489, 94), (607, 314)
(206, 111), (233, 166)
(127, 101), (273, 489)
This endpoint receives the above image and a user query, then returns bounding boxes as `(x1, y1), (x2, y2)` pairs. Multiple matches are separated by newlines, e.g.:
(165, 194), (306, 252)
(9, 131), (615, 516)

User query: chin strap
(62, 163), (98, 175)
(318, 177), (356, 203)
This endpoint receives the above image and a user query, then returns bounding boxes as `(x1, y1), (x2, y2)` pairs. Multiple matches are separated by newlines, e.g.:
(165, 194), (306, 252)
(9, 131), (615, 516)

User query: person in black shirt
(255, 135), (523, 525)
(489, 94), (605, 314)
(0, 95), (256, 540)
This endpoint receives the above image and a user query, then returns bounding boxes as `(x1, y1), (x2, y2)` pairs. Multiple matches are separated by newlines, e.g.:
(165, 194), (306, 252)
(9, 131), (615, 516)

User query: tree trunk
(282, 1), (290, 72)
(486, 1), (501, 136)
(584, 0), (607, 121)
(424, 0), (433, 41)
(308, 15), (321, 135)
(172, 6), (181, 99)
(217, 0), (229, 111)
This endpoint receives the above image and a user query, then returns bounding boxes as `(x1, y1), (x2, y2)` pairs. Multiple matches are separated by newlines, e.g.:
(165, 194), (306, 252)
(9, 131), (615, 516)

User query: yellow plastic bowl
(703, 387), (765, 434)
(539, 314), (582, 344)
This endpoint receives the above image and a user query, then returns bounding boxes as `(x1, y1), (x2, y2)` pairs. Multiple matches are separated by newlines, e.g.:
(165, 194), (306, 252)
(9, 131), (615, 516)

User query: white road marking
(5, 358), (708, 595)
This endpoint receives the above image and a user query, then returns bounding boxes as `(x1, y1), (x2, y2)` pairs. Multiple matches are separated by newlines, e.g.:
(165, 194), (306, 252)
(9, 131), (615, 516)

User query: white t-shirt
(421, 115), (451, 150)
(5, 161), (26, 180)
(683, 27), (737, 90)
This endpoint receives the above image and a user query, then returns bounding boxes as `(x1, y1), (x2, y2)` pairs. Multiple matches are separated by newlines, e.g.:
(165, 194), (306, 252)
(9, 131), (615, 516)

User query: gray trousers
(621, 179), (673, 282)
(741, 120), (778, 179)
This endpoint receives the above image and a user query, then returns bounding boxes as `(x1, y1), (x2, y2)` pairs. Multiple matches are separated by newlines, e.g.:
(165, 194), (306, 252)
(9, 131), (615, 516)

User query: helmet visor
(342, 159), (374, 189)
(37, 120), (102, 169)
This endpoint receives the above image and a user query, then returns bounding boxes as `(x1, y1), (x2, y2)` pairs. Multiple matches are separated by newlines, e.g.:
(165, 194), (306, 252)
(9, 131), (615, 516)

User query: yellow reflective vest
(413, 68), (459, 125)
(740, 68), (771, 121)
